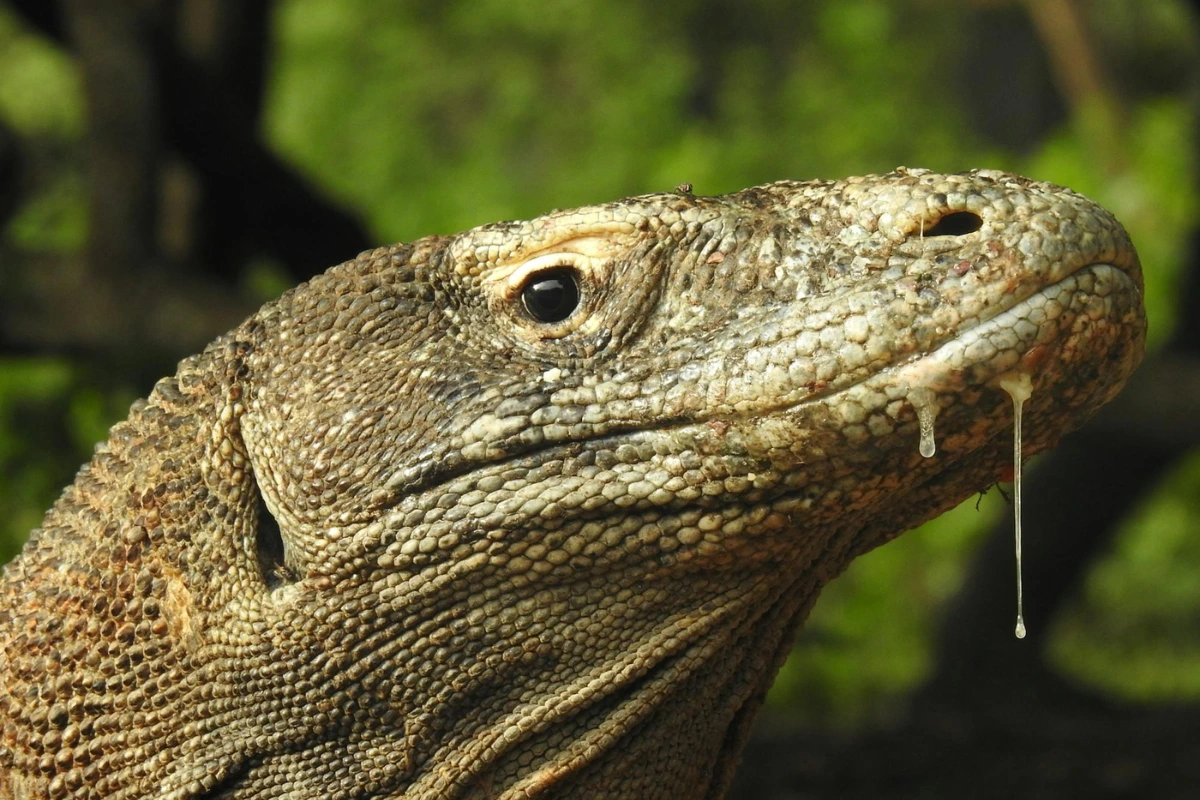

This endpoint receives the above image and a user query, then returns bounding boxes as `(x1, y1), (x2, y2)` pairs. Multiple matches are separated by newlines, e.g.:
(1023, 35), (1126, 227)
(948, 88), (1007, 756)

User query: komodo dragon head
(0, 169), (1144, 799)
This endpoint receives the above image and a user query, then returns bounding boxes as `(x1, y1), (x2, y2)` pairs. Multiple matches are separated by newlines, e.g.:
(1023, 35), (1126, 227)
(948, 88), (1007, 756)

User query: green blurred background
(1, 0), (1198, 795)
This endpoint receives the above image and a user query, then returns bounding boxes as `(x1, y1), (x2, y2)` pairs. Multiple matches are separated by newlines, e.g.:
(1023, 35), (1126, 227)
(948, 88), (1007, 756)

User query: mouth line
(747, 260), (1140, 427)
(718, 259), (1143, 462)
(906, 261), (1138, 385)
(372, 263), (1141, 551)
(378, 263), (1141, 514)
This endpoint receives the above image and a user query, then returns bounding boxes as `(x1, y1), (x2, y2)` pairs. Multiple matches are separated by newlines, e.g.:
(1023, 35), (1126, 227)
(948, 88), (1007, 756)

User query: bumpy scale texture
(0, 170), (1145, 799)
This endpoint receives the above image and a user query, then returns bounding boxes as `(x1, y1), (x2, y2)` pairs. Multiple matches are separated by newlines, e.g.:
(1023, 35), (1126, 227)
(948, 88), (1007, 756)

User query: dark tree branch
(1, 0), (373, 364)
(3, 0), (65, 41)
(0, 118), (20, 228)
(6, 0), (372, 285)
(64, 0), (163, 292)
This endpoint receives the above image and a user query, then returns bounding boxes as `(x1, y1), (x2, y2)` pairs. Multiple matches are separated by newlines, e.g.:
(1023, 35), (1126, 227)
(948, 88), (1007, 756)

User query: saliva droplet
(998, 373), (1034, 641)
(908, 387), (939, 458)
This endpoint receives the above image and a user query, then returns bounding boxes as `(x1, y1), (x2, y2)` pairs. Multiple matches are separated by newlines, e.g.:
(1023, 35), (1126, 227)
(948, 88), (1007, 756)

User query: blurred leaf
(1052, 452), (1200, 700)
(0, 358), (74, 561)
(5, 170), (87, 252)
(0, 6), (87, 253)
(265, 0), (985, 244)
(0, 359), (135, 562)
(0, 8), (84, 136)
(1025, 98), (1197, 348)
(769, 492), (1005, 723)
(0, 0), (1194, 723)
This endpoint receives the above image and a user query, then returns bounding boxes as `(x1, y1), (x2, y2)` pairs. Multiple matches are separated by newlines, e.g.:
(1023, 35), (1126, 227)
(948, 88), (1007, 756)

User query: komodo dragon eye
(520, 266), (581, 323)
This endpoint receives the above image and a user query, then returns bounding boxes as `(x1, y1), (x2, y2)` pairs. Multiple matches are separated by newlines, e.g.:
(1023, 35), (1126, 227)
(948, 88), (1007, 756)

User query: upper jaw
(661, 171), (1148, 464)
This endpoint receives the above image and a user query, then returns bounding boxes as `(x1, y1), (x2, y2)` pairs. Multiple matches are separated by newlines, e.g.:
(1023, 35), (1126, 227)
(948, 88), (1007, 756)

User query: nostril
(924, 211), (983, 237)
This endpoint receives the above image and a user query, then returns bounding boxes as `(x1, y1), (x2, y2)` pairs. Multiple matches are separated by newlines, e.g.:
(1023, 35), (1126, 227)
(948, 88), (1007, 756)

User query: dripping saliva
(908, 386), (939, 458)
(998, 373), (1033, 640)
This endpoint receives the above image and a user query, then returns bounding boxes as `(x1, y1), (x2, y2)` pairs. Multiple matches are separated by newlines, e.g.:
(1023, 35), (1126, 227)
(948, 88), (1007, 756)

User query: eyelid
(501, 252), (597, 293)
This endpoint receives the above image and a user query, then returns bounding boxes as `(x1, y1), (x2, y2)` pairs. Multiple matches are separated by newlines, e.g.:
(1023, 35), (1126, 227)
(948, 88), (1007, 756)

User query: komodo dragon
(0, 169), (1145, 798)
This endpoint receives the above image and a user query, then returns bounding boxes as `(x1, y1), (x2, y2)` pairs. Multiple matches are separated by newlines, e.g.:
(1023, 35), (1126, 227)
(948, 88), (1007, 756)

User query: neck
(392, 562), (826, 799)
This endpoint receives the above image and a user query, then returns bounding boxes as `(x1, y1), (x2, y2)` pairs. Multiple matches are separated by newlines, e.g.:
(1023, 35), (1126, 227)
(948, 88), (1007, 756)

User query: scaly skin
(0, 169), (1144, 799)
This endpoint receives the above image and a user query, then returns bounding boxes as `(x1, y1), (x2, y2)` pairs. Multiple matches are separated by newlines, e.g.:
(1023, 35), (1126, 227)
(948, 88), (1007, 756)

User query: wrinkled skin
(0, 169), (1144, 799)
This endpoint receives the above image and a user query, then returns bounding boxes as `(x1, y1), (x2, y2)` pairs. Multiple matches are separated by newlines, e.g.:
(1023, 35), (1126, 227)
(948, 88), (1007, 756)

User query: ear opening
(256, 493), (296, 589)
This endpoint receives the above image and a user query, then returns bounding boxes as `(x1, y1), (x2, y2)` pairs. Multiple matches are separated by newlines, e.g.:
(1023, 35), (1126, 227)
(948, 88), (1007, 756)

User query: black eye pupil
(521, 268), (580, 324)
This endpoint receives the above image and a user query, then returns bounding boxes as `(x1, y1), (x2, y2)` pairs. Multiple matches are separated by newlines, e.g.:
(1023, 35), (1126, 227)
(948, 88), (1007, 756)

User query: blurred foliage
(772, 493), (1007, 722)
(0, 7), (86, 252)
(0, 11), (81, 135)
(1026, 98), (1196, 347)
(1, 0), (1198, 723)
(265, 0), (989, 240)
(0, 360), (136, 563)
(0, 359), (72, 564)
(1054, 453), (1200, 700)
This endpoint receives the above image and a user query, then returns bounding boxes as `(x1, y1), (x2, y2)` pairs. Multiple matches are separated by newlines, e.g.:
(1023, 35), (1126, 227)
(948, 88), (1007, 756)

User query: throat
(420, 567), (820, 799)
(521, 572), (817, 799)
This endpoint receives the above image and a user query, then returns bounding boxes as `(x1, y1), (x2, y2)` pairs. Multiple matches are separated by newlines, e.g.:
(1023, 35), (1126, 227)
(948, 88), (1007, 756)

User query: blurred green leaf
(1053, 452), (1200, 700)
(0, 0), (1195, 723)
(770, 492), (1005, 722)
(0, 8), (84, 136)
